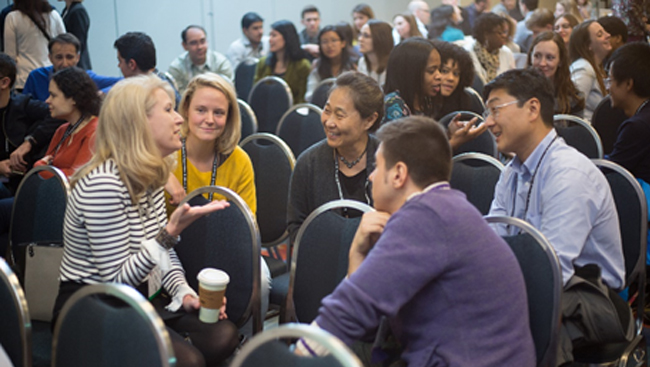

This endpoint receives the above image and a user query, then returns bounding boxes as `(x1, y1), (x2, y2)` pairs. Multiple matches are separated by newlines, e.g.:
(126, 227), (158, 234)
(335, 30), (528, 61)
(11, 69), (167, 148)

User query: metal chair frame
(179, 186), (262, 333)
(0, 258), (31, 367)
(309, 77), (336, 107)
(52, 283), (175, 367)
(484, 215), (562, 367)
(276, 103), (324, 157)
(230, 323), (363, 367)
(553, 114), (604, 159)
(238, 98), (259, 141)
(464, 86), (486, 111)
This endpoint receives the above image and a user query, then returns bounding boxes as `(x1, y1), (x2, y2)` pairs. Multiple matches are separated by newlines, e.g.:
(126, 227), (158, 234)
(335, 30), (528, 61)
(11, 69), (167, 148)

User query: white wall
(56, 0), (416, 77)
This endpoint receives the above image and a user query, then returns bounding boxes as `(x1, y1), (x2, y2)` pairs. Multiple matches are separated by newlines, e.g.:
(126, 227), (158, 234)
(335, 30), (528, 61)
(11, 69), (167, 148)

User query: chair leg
(616, 334), (646, 367)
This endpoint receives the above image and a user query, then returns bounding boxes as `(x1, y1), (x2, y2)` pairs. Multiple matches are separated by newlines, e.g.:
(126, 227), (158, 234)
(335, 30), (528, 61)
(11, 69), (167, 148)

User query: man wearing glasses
(485, 69), (631, 365)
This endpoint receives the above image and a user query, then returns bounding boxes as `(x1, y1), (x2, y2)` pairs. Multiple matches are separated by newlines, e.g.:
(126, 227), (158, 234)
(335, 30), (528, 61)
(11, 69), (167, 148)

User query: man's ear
(127, 58), (138, 72)
(182, 41), (189, 51)
(392, 162), (409, 189)
(527, 98), (542, 122)
(0, 76), (11, 90)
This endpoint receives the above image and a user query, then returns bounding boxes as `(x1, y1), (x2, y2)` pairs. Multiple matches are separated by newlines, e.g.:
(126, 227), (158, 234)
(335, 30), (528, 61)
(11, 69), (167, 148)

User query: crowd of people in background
(0, 0), (650, 366)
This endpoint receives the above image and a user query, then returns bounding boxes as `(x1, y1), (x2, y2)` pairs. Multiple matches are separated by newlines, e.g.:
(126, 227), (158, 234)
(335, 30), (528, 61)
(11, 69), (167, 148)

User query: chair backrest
(52, 283), (174, 367)
(464, 86), (486, 114)
(248, 76), (293, 133)
(9, 166), (69, 264)
(484, 215), (562, 367)
(0, 258), (31, 367)
(230, 323), (362, 367)
(238, 99), (259, 142)
(451, 153), (504, 215)
(276, 103), (325, 158)
(288, 200), (373, 324)
(235, 57), (259, 102)
(471, 74), (484, 96)
(591, 95), (627, 156)
(439, 111), (497, 157)
(592, 159), (647, 334)
(309, 77), (336, 108)
(176, 186), (262, 332)
(553, 114), (603, 159)
(240, 133), (296, 247)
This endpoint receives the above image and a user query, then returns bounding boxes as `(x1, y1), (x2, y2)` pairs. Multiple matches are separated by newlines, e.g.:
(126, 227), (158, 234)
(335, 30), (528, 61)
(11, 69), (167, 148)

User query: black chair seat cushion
(270, 272), (290, 306)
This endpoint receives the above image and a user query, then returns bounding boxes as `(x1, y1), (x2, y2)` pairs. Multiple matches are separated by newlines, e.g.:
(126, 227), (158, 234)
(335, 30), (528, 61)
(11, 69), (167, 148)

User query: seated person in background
(227, 12), (269, 68)
(254, 20), (311, 104)
(485, 69), (631, 365)
(392, 13), (423, 45)
(23, 33), (121, 102)
(428, 5), (465, 42)
(54, 75), (239, 367)
(554, 13), (580, 51)
(463, 13), (516, 85)
(597, 15), (628, 65)
(298, 116), (536, 367)
(569, 20), (610, 121)
(305, 25), (357, 101)
(525, 9), (554, 44)
(463, 0), (490, 35)
(169, 25), (233, 94)
(299, 5), (321, 59)
(434, 40), (483, 118)
(357, 20), (394, 86)
(527, 31), (585, 116)
(514, 0), (538, 53)
(0, 53), (62, 192)
(111, 31), (181, 107)
(606, 43), (650, 189)
(34, 66), (100, 176)
(287, 71), (382, 244)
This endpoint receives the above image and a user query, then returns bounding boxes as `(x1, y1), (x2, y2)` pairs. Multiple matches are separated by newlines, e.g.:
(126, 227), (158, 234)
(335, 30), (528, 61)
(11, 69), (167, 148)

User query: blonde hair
(179, 73), (241, 155)
(71, 75), (176, 204)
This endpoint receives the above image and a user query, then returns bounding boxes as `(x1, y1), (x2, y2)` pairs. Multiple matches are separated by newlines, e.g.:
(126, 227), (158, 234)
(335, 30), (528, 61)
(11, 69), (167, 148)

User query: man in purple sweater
(299, 116), (536, 366)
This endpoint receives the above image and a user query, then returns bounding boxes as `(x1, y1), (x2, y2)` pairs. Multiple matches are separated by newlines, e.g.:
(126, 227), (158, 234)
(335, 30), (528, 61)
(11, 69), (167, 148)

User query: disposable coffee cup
(197, 268), (229, 323)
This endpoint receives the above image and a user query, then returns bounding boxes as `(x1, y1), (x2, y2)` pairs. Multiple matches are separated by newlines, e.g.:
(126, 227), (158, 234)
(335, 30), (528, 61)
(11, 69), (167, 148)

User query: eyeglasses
(482, 100), (520, 119)
(604, 77), (611, 90)
(321, 38), (341, 46)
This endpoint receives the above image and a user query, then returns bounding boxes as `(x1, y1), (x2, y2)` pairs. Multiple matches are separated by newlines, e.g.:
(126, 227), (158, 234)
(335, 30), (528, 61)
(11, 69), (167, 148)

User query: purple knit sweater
(315, 187), (536, 366)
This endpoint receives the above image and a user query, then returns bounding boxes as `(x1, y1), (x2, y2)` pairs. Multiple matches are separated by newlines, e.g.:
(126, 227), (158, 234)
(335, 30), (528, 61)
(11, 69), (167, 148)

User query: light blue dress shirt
(489, 129), (626, 289)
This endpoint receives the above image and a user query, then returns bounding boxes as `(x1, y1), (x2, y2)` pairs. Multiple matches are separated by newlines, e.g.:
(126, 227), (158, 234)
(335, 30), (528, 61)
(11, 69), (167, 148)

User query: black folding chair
(230, 323), (362, 367)
(571, 160), (648, 366)
(309, 77), (336, 108)
(485, 216), (562, 367)
(0, 257), (31, 367)
(286, 200), (373, 324)
(235, 57), (259, 102)
(451, 153), (504, 215)
(592, 96), (627, 156)
(248, 76), (293, 133)
(439, 111), (497, 157)
(52, 283), (175, 367)
(276, 103), (325, 158)
(553, 114), (603, 159)
(464, 86), (485, 114)
(238, 99), (258, 143)
(176, 186), (262, 333)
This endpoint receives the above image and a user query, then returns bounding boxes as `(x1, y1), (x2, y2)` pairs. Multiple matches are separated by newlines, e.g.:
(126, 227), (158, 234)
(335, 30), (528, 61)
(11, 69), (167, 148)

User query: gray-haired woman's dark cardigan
(286, 135), (379, 244)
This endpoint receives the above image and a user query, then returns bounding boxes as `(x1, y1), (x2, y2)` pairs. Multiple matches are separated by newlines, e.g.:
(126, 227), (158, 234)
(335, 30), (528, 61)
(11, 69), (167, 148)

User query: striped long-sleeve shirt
(59, 159), (195, 309)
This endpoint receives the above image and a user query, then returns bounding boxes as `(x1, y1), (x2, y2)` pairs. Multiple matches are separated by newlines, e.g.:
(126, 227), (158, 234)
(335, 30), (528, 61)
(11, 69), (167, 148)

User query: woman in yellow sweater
(165, 73), (269, 330)
(165, 72), (256, 214)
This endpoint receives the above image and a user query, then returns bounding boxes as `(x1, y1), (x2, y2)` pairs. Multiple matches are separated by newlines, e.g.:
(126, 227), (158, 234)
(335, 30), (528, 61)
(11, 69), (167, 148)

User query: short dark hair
(181, 25), (206, 43)
(301, 5), (319, 18)
(521, 0), (539, 11)
(0, 53), (16, 88)
(609, 42), (650, 98)
(333, 71), (384, 131)
(48, 33), (81, 54)
(51, 67), (101, 116)
(598, 16), (628, 43)
(114, 32), (156, 72)
(483, 68), (555, 127)
(376, 116), (452, 186)
(384, 38), (438, 117)
(242, 12), (263, 29)
(473, 13), (506, 44)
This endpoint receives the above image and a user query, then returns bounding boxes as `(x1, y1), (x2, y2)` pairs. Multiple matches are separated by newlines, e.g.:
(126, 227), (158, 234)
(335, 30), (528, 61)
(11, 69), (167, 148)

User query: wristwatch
(24, 135), (36, 147)
(156, 228), (180, 250)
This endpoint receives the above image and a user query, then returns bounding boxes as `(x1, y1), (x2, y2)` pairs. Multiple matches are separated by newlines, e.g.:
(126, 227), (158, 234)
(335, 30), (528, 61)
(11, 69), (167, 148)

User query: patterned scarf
(473, 41), (500, 82)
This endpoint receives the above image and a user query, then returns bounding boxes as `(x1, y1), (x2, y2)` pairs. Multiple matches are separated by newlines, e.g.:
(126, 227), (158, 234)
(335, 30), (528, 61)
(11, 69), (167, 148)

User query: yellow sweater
(167, 146), (257, 215)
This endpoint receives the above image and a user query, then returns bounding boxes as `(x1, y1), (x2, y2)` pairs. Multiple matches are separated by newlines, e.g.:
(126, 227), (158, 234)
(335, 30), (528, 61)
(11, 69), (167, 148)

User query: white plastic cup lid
(197, 268), (230, 286)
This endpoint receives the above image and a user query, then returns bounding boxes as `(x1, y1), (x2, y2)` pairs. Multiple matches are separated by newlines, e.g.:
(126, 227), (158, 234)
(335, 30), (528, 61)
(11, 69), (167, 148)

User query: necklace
(336, 146), (367, 169)
(635, 100), (650, 116)
(181, 138), (219, 202)
(52, 114), (87, 156)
